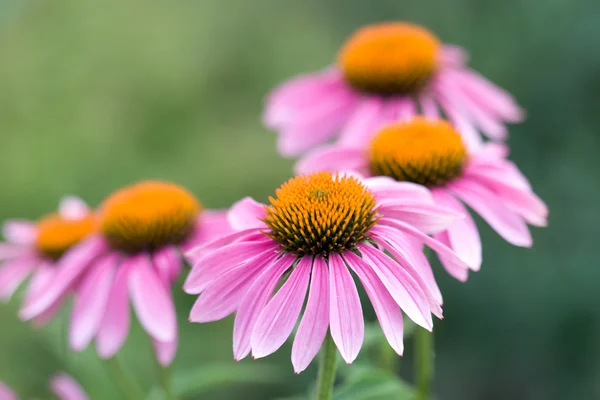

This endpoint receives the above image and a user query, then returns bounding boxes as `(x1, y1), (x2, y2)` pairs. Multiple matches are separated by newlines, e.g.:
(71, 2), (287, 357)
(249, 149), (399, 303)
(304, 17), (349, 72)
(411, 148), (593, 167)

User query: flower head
(19, 181), (232, 366)
(264, 22), (523, 157)
(185, 172), (471, 373)
(297, 118), (548, 281)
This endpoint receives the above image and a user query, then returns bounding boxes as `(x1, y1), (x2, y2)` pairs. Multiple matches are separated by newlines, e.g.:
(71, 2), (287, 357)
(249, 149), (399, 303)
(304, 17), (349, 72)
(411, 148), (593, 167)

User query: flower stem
(157, 363), (176, 400)
(315, 331), (338, 400)
(102, 357), (145, 400)
(415, 327), (434, 400)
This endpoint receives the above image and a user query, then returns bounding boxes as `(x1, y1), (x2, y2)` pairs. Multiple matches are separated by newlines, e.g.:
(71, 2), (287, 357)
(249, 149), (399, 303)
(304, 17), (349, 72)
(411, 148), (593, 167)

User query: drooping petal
(70, 254), (118, 351)
(182, 210), (233, 251)
(0, 243), (28, 260)
(58, 196), (90, 220)
(228, 197), (267, 231)
(378, 202), (462, 234)
(328, 253), (363, 364)
(359, 244), (432, 330)
(184, 240), (278, 294)
(96, 258), (131, 359)
(396, 98), (417, 120)
(185, 228), (264, 260)
(50, 373), (89, 400)
(432, 189), (482, 270)
(343, 251), (404, 355)
(291, 257), (330, 373)
(22, 261), (55, 302)
(419, 94), (440, 119)
(128, 254), (177, 342)
(251, 257), (311, 359)
(189, 252), (279, 323)
(434, 231), (469, 282)
(152, 245), (181, 286)
(295, 145), (369, 176)
(153, 337), (178, 367)
(2, 220), (37, 246)
(448, 179), (532, 247)
(0, 381), (17, 400)
(338, 97), (385, 147)
(233, 254), (296, 361)
(439, 45), (468, 67)
(0, 256), (37, 301)
(363, 178), (434, 205)
(435, 90), (482, 151)
(20, 236), (107, 320)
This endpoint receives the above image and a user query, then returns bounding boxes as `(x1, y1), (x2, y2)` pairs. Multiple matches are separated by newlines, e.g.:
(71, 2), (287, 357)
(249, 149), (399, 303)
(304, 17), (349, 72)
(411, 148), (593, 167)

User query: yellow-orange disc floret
(35, 213), (98, 260)
(369, 118), (467, 187)
(263, 172), (378, 257)
(99, 181), (201, 253)
(339, 22), (440, 95)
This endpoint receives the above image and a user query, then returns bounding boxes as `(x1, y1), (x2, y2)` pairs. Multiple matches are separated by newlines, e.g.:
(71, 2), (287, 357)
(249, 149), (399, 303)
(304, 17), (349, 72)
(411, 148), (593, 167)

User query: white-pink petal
(2, 220), (37, 246)
(58, 196), (90, 221)
(50, 374), (89, 400)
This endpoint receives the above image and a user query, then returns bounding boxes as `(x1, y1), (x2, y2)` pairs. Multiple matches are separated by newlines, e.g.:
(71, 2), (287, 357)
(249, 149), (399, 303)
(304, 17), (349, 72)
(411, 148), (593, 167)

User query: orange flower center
(263, 172), (378, 256)
(339, 22), (440, 95)
(369, 118), (467, 187)
(35, 213), (98, 260)
(99, 181), (201, 253)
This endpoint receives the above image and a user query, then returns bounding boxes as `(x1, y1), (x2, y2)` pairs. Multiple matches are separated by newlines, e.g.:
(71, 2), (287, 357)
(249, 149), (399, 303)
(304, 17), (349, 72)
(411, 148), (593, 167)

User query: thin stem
(102, 357), (145, 400)
(315, 331), (338, 400)
(414, 327), (434, 400)
(156, 363), (176, 400)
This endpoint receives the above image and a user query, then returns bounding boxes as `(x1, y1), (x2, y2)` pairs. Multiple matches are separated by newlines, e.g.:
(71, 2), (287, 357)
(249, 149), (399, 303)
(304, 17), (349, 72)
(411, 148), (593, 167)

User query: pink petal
(152, 246), (181, 286)
(0, 244), (28, 260)
(96, 259), (131, 359)
(228, 197), (267, 231)
(251, 257), (311, 358)
(294, 145), (369, 176)
(70, 254), (118, 351)
(343, 251), (404, 355)
(434, 231), (469, 282)
(153, 337), (177, 367)
(50, 373), (89, 400)
(128, 254), (177, 342)
(184, 239), (277, 294)
(328, 253), (363, 364)
(23, 261), (55, 303)
(378, 202), (463, 234)
(291, 257), (330, 373)
(20, 236), (107, 320)
(58, 196), (90, 220)
(183, 210), (233, 251)
(338, 97), (385, 147)
(449, 178), (532, 247)
(188, 251), (279, 323)
(186, 228), (264, 259)
(439, 45), (469, 67)
(419, 95), (440, 119)
(0, 257), (36, 301)
(435, 89), (483, 151)
(2, 220), (37, 246)
(31, 296), (65, 328)
(233, 254), (295, 361)
(0, 381), (17, 400)
(396, 97), (416, 120)
(432, 189), (482, 270)
(359, 244), (432, 330)
(363, 178), (433, 205)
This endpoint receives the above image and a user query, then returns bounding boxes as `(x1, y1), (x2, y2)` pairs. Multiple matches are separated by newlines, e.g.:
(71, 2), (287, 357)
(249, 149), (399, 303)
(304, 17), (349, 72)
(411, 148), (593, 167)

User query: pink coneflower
(297, 118), (548, 281)
(185, 172), (473, 373)
(0, 196), (96, 325)
(0, 373), (88, 400)
(264, 22), (523, 156)
(19, 181), (231, 366)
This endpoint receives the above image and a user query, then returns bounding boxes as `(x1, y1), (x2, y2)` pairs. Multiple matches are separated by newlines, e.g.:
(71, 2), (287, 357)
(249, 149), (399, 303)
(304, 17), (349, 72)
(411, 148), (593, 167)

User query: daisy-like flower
(0, 373), (89, 400)
(264, 22), (523, 156)
(19, 181), (231, 366)
(0, 196), (96, 325)
(185, 172), (473, 373)
(297, 118), (548, 281)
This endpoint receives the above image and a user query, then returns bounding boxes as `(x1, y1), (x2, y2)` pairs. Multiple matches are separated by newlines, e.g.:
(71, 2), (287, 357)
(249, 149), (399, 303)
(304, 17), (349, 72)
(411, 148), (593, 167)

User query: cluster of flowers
(0, 21), (546, 395)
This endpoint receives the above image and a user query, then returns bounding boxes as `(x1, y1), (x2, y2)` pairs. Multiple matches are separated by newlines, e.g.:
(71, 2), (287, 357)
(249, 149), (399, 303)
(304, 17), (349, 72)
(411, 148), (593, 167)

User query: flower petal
(152, 245), (181, 286)
(0, 256), (37, 301)
(294, 145), (368, 176)
(182, 210), (233, 251)
(50, 373), (89, 400)
(59, 196), (90, 220)
(2, 220), (37, 245)
(291, 257), (330, 373)
(328, 253), (363, 364)
(434, 231), (469, 282)
(251, 257), (311, 359)
(378, 202), (462, 234)
(153, 338), (177, 367)
(363, 178), (434, 205)
(338, 97), (385, 147)
(228, 197), (267, 231)
(0, 381), (17, 400)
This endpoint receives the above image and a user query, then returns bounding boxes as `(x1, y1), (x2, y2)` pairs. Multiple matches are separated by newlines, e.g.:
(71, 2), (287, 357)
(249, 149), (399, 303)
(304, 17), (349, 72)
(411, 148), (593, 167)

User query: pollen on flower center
(99, 181), (201, 253)
(369, 118), (467, 187)
(338, 22), (440, 95)
(263, 172), (378, 256)
(35, 213), (97, 260)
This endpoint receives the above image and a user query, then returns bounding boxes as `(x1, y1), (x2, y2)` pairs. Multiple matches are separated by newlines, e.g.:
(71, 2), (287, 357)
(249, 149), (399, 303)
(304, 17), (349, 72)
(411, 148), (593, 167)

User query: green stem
(102, 357), (146, 400)
(157, 363), (176, 400)
(414, 327), (434, 400)
(315, 332), (338, 400)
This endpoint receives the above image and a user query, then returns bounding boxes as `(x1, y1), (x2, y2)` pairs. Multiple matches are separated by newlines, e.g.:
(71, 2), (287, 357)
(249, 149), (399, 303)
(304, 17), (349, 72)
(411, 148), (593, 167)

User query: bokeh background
(0, 0), (599, 399)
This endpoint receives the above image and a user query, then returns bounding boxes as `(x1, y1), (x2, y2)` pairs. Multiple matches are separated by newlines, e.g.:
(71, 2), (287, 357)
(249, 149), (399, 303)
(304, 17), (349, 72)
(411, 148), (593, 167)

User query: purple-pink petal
(50, 373), (89, 400)
(0, 257), (36, 301)
(153, 337), (178, 367)
(338, 97), (384, 147)
(294, 145), (368, 176)
(228, 197), (267, 231)
(58, 196), (90, 220)
(2, 220), (37, 246)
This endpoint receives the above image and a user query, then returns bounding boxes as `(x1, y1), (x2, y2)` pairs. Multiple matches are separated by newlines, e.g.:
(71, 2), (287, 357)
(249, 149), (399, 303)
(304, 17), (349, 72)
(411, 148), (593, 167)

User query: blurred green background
(0, 0), (598, 399)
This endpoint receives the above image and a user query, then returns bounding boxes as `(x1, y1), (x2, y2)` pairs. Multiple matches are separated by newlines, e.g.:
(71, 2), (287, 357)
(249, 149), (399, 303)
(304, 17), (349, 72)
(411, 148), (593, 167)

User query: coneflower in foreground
(0, 196), (96, 326)
(264, 22), (523, 156)
(20, 181), (231, 366)
(297, 118), (548, 281)
(185, 172), (472, 373)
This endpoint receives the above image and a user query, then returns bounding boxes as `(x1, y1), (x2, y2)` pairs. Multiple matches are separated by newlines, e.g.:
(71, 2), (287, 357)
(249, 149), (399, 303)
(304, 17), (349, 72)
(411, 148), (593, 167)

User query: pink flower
(296, 118), (548, 281)
(19, 181), (232, 366)
(264, 22), (523, 157)
(0, 196), (96, 327)
(0, 373), (88, 400)
(185, 172), (473, 373)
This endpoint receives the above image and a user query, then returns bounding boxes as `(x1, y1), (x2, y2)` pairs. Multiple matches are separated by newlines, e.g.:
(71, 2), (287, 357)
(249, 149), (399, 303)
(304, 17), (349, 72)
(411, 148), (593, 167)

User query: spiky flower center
(369, 118), (467, 187)
(263, 172), (378, 256)
(99, 181), (201, 253)
(339, 22), (440, 95)
(35, 213), (97, 260)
